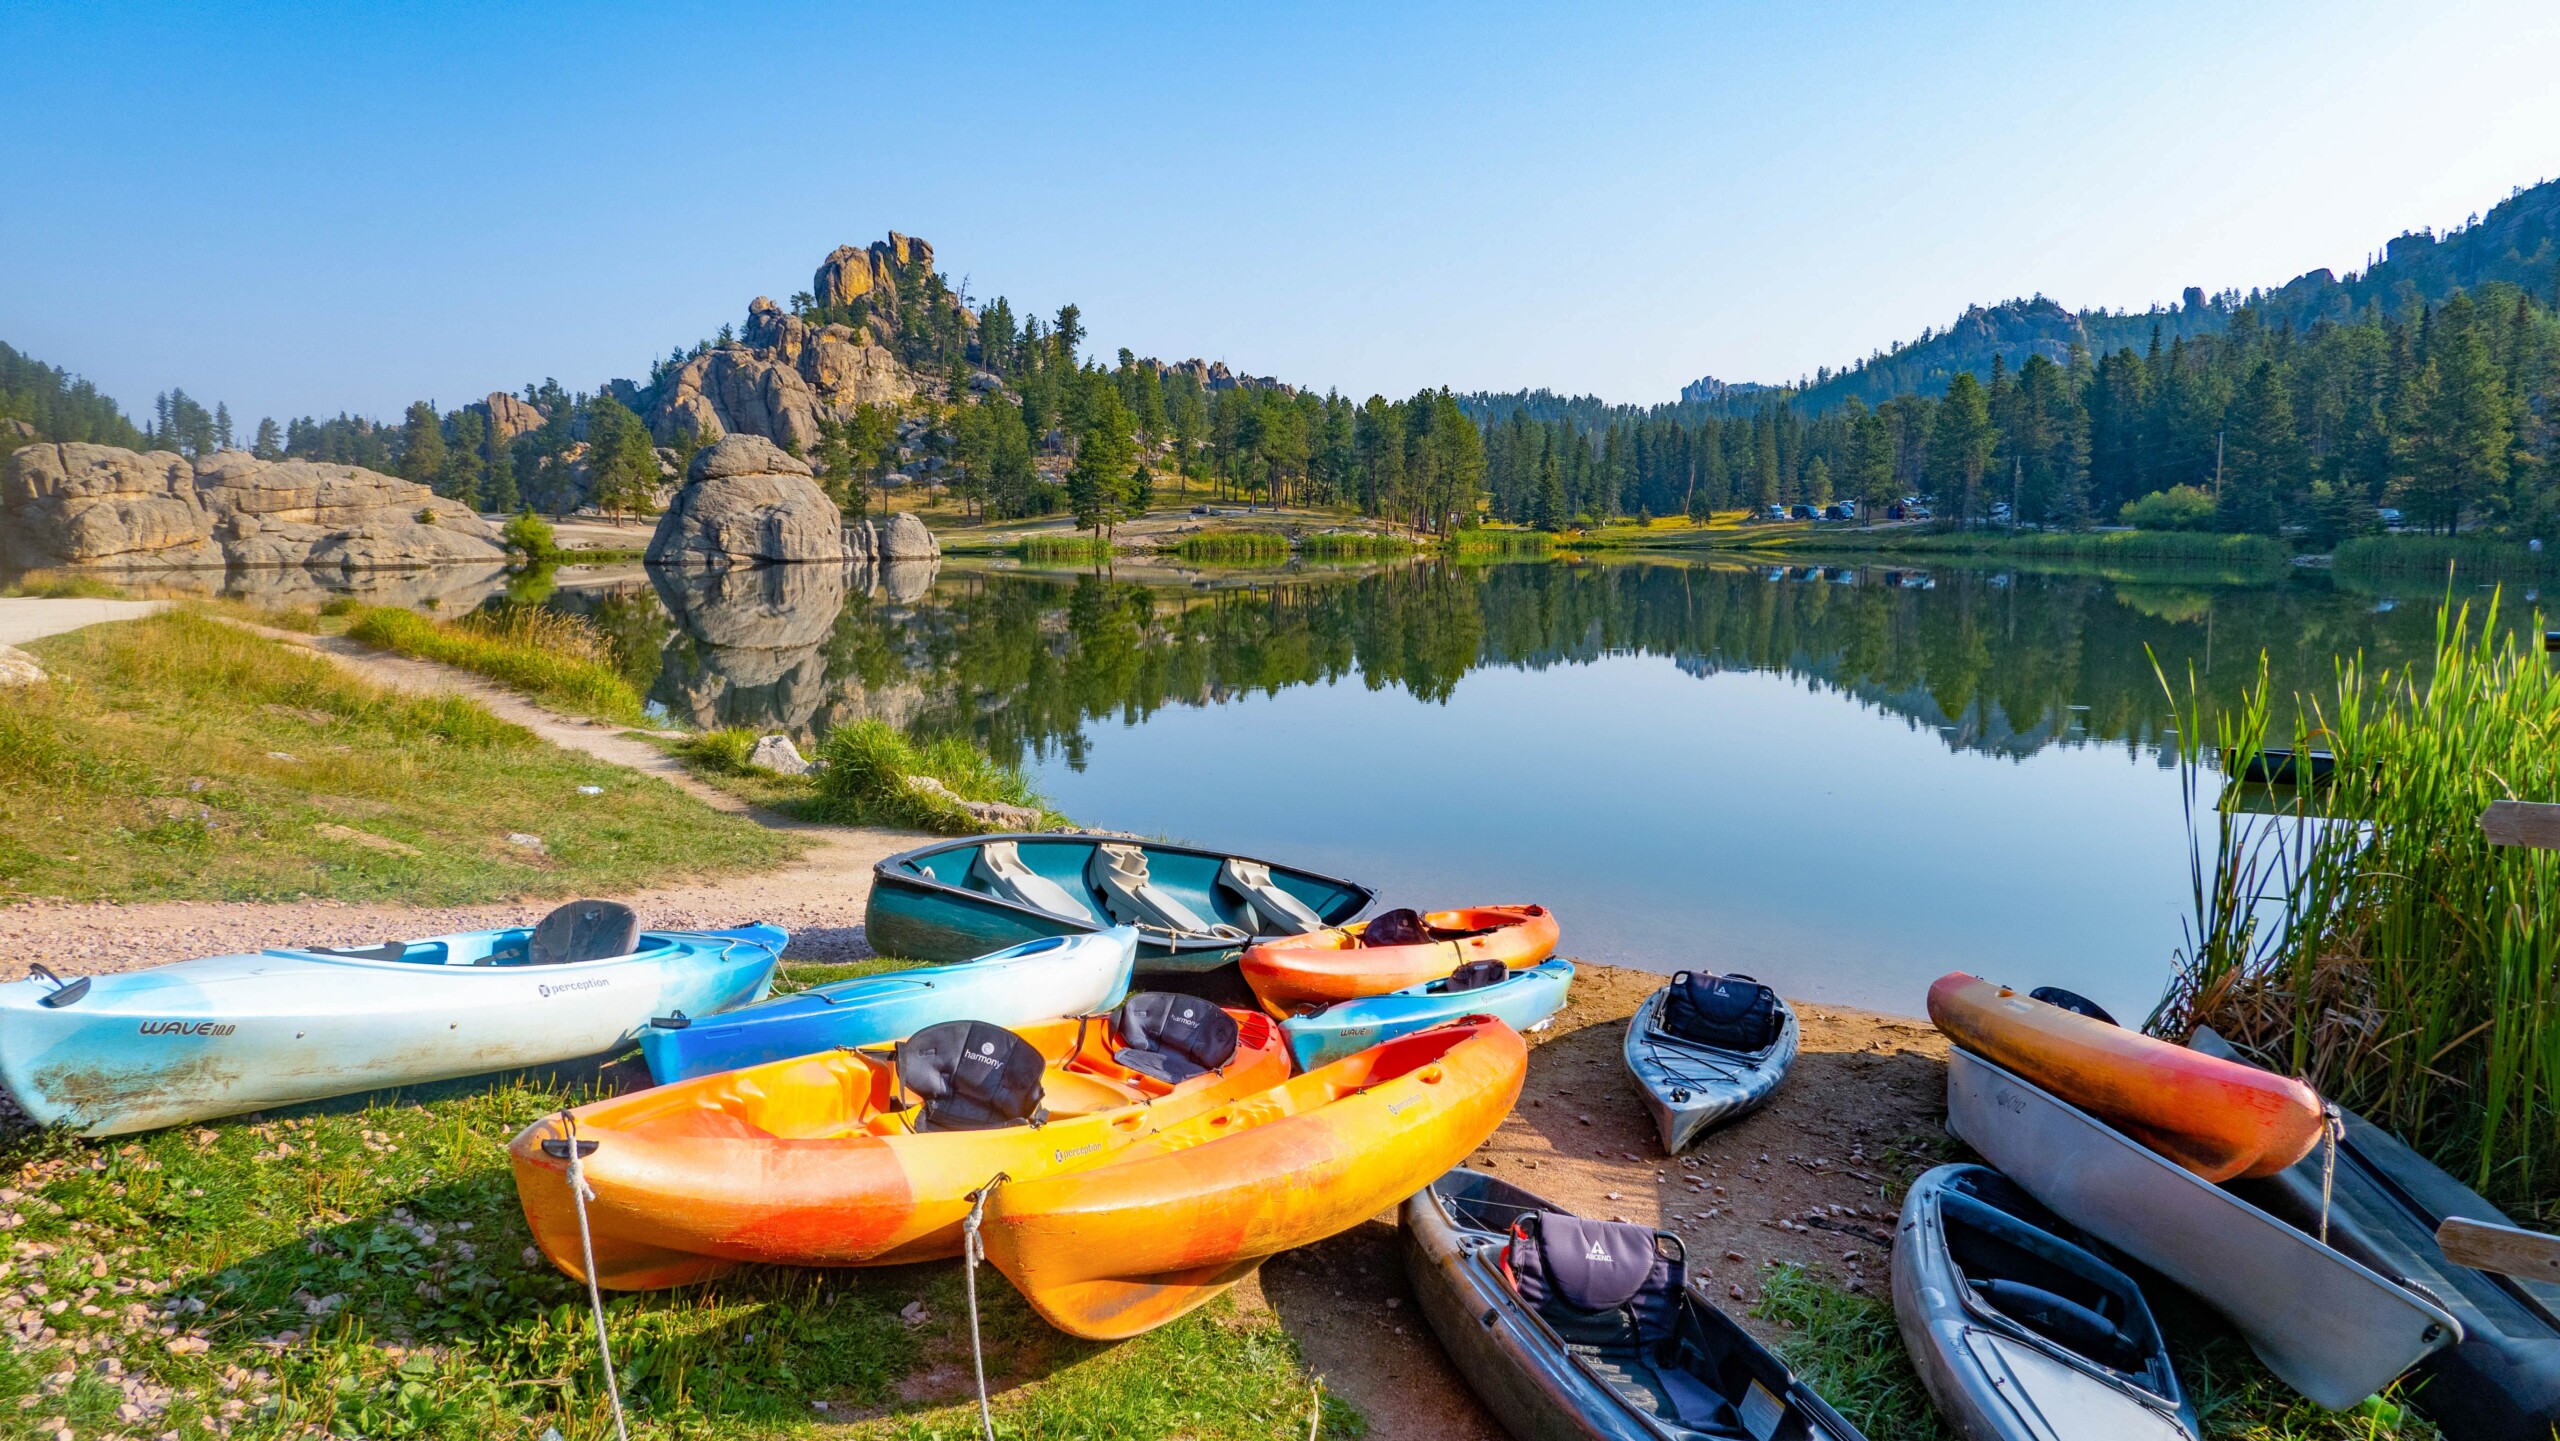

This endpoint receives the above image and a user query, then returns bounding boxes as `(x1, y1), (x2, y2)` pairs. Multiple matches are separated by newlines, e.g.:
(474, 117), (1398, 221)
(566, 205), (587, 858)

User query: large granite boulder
(1, 443), (504, 570)
(844, 512), (941, 562)
(646, 435), (848, 567)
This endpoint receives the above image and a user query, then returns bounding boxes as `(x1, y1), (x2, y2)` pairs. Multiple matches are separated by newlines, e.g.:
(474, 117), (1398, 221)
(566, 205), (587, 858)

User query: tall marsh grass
(1016, 534), (1111, 563)
(812, 719), (1056, 833)
(1172, 528), (1291, 562)
(2154, 596), (2560, 1219)
(1297, 531), (1416, 560)
(1819, 528), (2289, 569)
(2333, 533), (2560, 581)
(344, 603), (646, 725)
(1447, 528), (1555, 557)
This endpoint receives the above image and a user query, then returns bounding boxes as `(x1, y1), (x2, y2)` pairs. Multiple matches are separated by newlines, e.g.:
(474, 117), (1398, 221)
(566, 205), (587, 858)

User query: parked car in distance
(1889, 501), (1932, 520)
(1824, 501), (1858, 520)
(1766, 504), (1790, 521)
(1789, 503), (1818, 520)
(1989, 501), (2015, 523)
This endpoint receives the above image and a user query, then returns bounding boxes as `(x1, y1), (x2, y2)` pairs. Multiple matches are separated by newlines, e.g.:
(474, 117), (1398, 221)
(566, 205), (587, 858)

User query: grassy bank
(1014, 535), (1110, 564)
(344, 604), (647, 725)
(659, 722), (1067, 834)
(0, 1061), (1361, 1441)
(1774, 528), (2292, 570)
(1446, 528), (1555, 558)
(2, 612), (794, 904)
(2332, 533), (2560, 582)
(1173, 529), (1292, 563)
(0, 569), (130, 600)
(2160, 598), (2560, 1222)
(1297, 532), (1416, 560)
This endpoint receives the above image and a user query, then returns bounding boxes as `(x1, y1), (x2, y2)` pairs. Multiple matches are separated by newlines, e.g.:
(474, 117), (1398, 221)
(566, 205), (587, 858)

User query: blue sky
(8, 1), (2559, 425)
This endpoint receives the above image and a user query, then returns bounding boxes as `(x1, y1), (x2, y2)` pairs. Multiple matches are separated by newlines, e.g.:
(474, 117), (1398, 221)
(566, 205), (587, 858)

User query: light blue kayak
(1280, 959), (1573, 1070)
(637, 928), (1139, 1083)
(0, 902), (783, 1137)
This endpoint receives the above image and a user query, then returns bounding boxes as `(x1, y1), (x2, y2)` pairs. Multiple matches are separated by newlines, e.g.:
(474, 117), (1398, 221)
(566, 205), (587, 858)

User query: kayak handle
(541, 1138), (600, 1160)
(29, 964), (89, 1009)
(649, 1011), (691, 1030)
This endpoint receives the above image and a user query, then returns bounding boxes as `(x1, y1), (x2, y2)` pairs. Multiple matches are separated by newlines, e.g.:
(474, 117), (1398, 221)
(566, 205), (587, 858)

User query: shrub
(501, 510), (558, 561)
(676, 727), (760, 775)
(811, 719), (1054, 833)
(2118, 485), (2219, 531)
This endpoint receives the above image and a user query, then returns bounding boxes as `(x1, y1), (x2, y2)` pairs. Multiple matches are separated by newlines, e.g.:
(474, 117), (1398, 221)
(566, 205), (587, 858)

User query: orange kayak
(1240, 904), (1559, 1017)
(1926, 973), (2325, 1181)
(507, 1007), (1290, 1290)
(982, 1014), (1527, 1338)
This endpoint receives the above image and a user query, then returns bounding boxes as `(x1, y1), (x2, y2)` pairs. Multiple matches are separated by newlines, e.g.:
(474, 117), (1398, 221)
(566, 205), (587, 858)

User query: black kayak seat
(1112, 992), (1239, 1084)
(1362, 908), (1433, 947)
(2028, 985), (2119, 1027)
(1506, 1212), (1744, 1431)
(1969, 1277), (2142, 1372)
(897, 1019), (1046, 1132)
(1939, 1186), (2149, 1376)
(1429, 959), (1510, 994)
(301, 941), (409, 963)
(529, 900), (641, 966)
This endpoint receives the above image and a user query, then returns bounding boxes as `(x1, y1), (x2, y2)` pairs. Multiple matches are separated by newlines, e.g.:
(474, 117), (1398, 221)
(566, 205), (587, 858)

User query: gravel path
(0, 597), (167, 645)
(3, 617), (926, 974)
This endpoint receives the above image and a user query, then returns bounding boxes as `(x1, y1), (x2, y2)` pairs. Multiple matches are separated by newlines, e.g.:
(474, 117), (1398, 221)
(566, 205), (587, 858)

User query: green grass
(651, 729), (828, 813)
(345, 603), (647, 725)
(1753, 1263), (2438, 1439)
(1445, 528), (1555, 558)
(1296, 532), (1415, 560)
(1173, 529), (1292, 562)
(2332, 533), (2560, 582)
(2159, 596), (2560, 1222)
(810, 720), (1062, 834)
(0, 569), (130, 600)
(0, 1072), (1358, 1440)
(1786, 528), (2291, 569)
(1014, 535), (1111, 564)
(2, 611), (797, 904)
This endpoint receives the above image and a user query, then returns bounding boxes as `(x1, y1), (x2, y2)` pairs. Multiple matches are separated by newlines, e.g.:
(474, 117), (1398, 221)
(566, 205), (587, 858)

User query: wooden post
(2438, 1216), (2560, 1282)
(2480, 800), (2560, 851)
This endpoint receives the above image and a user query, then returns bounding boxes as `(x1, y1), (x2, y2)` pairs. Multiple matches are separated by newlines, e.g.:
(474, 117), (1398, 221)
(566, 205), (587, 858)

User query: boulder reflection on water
(645, 558), (938, 736)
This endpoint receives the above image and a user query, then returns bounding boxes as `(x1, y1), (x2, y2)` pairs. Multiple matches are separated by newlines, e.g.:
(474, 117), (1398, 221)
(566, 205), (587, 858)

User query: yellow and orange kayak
(1240, 905), (1559, 1017)
(507, 1008), (1290, 1290)
(981, 1014), (1528, 1339)
(1927, 973), (2325, 1181)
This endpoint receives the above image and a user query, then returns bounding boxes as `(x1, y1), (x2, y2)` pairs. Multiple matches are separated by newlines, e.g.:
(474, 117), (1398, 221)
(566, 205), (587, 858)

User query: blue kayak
(637, 928), (1139, 1083)
(1280, 959), (1573, 1070)
(0, 901), (783, 1136)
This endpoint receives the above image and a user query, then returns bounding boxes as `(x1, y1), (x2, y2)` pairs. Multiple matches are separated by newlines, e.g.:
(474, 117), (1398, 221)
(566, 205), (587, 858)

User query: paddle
(2482, 799), (2560, 851)
(2437, 1217), (2560, 1283)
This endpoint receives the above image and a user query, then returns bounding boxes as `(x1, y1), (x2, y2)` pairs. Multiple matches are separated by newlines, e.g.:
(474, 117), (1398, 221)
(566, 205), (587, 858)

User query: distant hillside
(1508, 174), (2560, 422)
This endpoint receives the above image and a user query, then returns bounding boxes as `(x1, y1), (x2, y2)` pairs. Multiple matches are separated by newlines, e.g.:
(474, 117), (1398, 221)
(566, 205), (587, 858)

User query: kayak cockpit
(266, 900), (670, 968)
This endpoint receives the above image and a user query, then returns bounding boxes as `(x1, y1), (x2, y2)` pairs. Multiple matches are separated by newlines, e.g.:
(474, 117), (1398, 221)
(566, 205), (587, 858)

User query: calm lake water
(136, 550), (2537, 1020)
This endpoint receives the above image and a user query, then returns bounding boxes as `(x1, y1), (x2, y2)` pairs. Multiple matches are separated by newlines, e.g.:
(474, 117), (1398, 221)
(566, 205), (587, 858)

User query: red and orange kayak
(1926, 973), (2325, 1182)
(981, 1015), (1527, 1339)
(1240, 904), (1559, 1017)
(506, 1008), (1290, 1290)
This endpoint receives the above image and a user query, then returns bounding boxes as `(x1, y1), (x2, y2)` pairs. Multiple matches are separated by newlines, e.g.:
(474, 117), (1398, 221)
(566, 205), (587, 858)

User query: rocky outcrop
(0, 443), (504, 570)
(844, 512), (940, 562)
(645, 435), (851, 567)
(474, 392), (547, 441)
(644, 238), (932, 448)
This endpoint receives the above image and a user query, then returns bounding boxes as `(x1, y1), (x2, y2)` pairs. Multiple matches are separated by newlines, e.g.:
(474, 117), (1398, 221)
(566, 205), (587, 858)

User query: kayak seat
(529, 900), (641, 966)
(1216, 858), (1329, 935)
(1940, 1187), (2150, 1376)
(971, 842), (1097, 924)
(1507, 1212), (1685, 1347)
(1429, 959), (1510, 994)
(302, 941), (409, 963)
(2027, 985), (2119, 1026)
(1088, 844), (1245, 940)
(1658, 972), (1781, 1053)
(1112, 992), (1239, 1084)
(1362, 908), (1433, 947)
(896, 1019), (1047, 1133)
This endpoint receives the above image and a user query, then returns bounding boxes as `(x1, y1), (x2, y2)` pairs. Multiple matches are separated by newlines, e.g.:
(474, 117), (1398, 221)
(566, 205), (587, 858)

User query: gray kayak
(1894, 1163), (2201, 1441)
(1404, 1166), (1869, 1441)
(1946, 1047), (2461, 1410)
(1622, 987), (1799, 1154)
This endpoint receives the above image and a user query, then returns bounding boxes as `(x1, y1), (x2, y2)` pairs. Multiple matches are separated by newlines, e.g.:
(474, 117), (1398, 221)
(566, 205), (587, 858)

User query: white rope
(560, 1119), (631, 1441)
(962, 1174), (1008, 1441)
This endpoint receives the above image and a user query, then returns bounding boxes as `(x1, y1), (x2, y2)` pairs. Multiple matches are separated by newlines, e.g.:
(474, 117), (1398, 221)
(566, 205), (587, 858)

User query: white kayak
(0, 902), (783, 1136)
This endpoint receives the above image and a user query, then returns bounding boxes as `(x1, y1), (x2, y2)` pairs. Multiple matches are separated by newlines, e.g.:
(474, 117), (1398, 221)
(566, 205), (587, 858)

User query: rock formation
(0, 443), (506, 570)
(474, 392), (547, 441)
(645, 435), (851, 567)
(814, 233), (933, 310)
(844, 512), (940, 562)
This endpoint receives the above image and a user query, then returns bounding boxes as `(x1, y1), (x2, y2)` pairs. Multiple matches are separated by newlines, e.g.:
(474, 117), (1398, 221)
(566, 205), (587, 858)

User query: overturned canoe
(2194, 1029), (2560, 1441)
(510, 1000), (1289, 1290)
(1622, 982), (1798, 1154)
(0, 902), (781, 1137)
(1946, 1046), (2460, 1411)
(1927, 973), (2324, 1181)
(865, 834), (1373, 974)
(1241, 904), (1559, 1016)
(1405, 1166), (1870, 1441)
(982, 1015), (1526, 1339)
(1895, 1163), (2200, 1441)
(1281, 958), (1572, 1070)
(637, 928), (1137, 1084)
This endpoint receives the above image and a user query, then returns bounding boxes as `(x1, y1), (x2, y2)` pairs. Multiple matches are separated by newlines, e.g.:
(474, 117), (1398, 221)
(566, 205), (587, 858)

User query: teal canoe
(1280, 960), (1573, 1070)
(865, 833), (1373, 973)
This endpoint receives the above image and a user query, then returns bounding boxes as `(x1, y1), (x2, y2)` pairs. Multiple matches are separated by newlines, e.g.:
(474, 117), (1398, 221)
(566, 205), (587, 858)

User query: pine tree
(2217, 359), (2306, 534)
(1068, 386), (1136, 540)
(251, 417), (284, 461)
(583, 396), (662, 518)
(439, 408), (488, 504)
(398, 401), (446, 486)
(1926, 373), (1995, 519)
